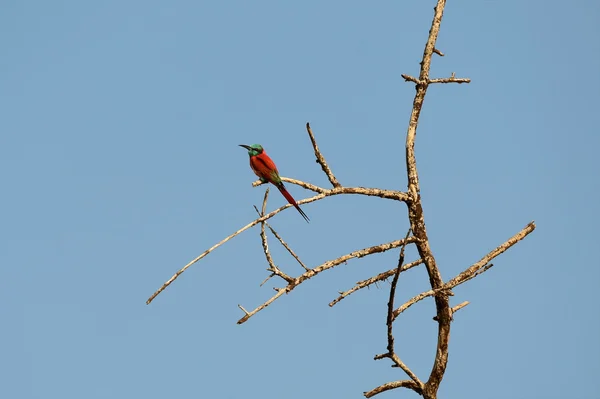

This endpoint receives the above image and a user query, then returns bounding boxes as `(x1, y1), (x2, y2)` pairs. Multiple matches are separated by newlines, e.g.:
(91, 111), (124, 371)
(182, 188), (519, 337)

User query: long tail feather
(276, 184), (310, 223)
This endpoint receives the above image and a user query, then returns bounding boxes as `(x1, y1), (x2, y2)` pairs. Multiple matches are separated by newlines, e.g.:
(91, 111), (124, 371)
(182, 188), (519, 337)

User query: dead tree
(146, 1), (535, 398)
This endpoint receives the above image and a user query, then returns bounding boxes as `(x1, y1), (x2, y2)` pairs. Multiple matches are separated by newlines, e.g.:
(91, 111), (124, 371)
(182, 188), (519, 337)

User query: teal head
(239, 144), (264, 157)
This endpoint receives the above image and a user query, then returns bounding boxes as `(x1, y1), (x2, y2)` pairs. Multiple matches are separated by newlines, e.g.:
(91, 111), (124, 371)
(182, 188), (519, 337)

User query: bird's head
(239, 144), (264, 157)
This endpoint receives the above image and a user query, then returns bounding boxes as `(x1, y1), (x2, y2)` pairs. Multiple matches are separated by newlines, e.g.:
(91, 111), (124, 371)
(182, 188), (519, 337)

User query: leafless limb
(450, 301), (469, 314)
(400, 2), (455, 397)
(329, 258), (424, 307)
(252, 177), (409, 202)
(146, 183), (409, 305)
(446, 221), (535, 288)
(392, 221), (536, 320)
(429, 77), (471, 84)
(305, 122), (341, 188)
(237, 236), (417, 324)
(237, 288), (287, 323)
(364, 380), (423, 398)
(433, 47), (444, 57)
(372, 229), (424, 392)
(401, 74), (422, 84)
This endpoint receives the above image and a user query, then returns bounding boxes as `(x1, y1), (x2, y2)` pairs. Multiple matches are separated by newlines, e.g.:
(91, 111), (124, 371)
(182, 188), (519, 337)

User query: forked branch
(372, 229), (424, 392)
(393, 221), (536, 320)
(237, 236), (418, 324)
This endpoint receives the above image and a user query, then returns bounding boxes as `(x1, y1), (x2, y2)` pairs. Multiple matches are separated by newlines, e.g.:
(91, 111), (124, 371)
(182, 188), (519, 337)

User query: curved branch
(364, 380), (423, 398)
(402, 2), (452, 397)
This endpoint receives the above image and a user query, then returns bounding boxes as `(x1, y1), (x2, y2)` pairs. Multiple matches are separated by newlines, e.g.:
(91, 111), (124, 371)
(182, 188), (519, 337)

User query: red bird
(239, 144), (309, 222)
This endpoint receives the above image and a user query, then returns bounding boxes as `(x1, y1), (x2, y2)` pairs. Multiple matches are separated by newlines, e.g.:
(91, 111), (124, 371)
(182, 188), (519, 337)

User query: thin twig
(329, 259), (423, 307)
(451, 301), (469, 314)
(237, 288), (287, 324)
(305, 122), (341, 188)
(401, 74), (421, 84)
(447, 222), (535, 288)
(432, 47), (444, 56)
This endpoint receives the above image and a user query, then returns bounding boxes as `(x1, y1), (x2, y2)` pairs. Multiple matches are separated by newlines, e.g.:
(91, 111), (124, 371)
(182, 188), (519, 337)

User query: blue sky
(1, 1), (599, 398)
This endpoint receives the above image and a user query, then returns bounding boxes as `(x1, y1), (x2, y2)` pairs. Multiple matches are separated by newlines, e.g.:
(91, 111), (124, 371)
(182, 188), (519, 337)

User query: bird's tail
(277, 184), (310, 223)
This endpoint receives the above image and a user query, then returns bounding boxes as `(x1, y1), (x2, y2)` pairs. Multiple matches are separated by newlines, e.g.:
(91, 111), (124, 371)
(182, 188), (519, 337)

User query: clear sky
(1, 1), (599, 398)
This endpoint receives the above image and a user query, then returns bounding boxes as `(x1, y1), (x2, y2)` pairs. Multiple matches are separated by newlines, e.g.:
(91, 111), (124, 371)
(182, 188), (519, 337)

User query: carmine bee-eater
(239, 144), (310, 222)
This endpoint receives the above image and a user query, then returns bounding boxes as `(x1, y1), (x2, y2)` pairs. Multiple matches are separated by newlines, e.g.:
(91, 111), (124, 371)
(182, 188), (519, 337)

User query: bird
(239, 144), (310, 222)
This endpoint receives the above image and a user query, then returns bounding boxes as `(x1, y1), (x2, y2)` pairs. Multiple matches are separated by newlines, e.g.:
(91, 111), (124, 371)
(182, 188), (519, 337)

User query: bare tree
(146, 1), (535, 398)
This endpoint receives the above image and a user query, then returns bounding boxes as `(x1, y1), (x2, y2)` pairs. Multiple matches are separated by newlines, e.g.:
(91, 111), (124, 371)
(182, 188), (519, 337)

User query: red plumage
(247, 150), (310, 222)
(249, 152), (280, 183)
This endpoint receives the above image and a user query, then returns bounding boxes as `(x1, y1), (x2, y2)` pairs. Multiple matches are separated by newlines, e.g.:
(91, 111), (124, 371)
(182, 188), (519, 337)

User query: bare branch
(329, 258), (423, 307)
(364, 380), (423, 398)
(373, 229), (424, 389)
(432, 47), (444, 57)
(393, 221), (536, 319)
(237, 237), (417, 324)
(252, 177), (409, 202)
(429, 76), (471, 84)
(260, 188), (269, 215)
(401, 73), (470, 85)
(451, 301), (469, 314)
(237, 288), (287, 324)
(403, 2), (454, 397)
(401, 74), (420, 84)
(146, 216), (271, 305)
(146, 185), (409, 305)
(393, 285), (452, 320)
(306, 122), (341, 188)
(446, 221), (536, 288)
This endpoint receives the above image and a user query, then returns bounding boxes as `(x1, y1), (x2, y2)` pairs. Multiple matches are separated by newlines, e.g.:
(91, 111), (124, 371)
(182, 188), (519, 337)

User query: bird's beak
(239, 144), (252, 151)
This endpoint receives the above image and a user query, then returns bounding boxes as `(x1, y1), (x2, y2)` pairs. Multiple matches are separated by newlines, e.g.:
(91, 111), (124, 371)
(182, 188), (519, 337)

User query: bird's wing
(250, 154), (281, 184)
